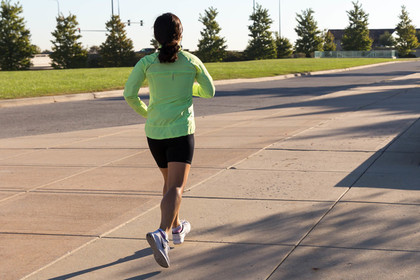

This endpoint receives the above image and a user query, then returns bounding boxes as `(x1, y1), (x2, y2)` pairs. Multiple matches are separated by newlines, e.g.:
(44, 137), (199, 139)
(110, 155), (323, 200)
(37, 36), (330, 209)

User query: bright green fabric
(124, 50), (215, 140)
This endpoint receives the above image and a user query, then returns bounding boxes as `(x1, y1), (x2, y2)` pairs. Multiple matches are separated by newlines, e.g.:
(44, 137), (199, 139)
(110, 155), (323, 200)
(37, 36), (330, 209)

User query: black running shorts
(147, 134), (195, 168)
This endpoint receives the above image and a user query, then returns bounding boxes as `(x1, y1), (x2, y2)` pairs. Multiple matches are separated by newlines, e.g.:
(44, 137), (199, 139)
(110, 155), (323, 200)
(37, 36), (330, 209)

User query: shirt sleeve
(192, 58), (215, 99)
(123, 58), (148, 118)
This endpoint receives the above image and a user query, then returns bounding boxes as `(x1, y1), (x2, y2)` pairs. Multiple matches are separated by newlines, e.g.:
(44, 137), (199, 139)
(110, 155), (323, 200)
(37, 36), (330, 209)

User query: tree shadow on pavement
(171, 205), (420, 279)
(247, 74), (420, 192)
(184, 66), (420, 278)
(250, 78), (420, 112)
(135, 64), (420, 278)
(337, 117), (420, 192)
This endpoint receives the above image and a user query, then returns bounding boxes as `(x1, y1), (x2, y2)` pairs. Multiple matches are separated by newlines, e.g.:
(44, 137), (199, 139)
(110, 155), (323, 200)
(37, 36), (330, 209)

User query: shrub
(223, 51), (246, 62)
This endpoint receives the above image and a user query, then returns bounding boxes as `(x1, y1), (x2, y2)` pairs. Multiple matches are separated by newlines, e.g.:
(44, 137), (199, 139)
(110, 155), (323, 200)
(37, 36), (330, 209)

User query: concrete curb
(0, 61), (401, 108)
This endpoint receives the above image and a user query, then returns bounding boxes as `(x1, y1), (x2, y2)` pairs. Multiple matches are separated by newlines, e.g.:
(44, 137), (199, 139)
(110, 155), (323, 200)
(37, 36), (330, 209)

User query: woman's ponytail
(153, 13), (183, 63)
(159, 40), (181, 63)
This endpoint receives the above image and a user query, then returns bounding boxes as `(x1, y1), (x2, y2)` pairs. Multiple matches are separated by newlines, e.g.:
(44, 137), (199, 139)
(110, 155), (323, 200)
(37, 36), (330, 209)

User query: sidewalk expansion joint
(0, 231), (99, 239)
(339, 200), (420, 207)
(225, 168), (351, 174)
(0, 147), (45, 150)
(30, 189), (162, 197)
(46, 147), (144, 150)
(227, 167), (354, 173)
(266, 147), (379, 153)
(0, 164), (116, 168)
(183, 195), (336, 204)
(101, 236), (295, 248)
(0, 189), (24, 193)
(299, 244), (420, 254)
(180, 239), (294, 248)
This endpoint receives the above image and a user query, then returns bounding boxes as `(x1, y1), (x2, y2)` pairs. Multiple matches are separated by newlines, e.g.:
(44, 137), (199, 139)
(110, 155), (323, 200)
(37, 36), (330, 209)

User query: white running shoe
(172, 220), (191, 245)
(146, 229), (170, 268)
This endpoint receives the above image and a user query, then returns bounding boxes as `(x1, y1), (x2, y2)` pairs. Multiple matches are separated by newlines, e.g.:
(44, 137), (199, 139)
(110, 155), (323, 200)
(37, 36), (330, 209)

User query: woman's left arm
(192, 58), (215, 99)
(123, 59), (148, 118)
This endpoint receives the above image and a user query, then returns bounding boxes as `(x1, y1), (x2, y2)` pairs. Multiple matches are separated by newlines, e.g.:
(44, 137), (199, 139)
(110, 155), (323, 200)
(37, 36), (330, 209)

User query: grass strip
(0, 58), (396, 99)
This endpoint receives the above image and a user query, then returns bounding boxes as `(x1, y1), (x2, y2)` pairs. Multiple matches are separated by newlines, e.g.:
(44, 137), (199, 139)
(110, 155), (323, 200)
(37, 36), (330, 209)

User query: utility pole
(111, 0), (114, 15)
(253, 0), (255, 11)
(53, 0), (60, 16)
(279, 0), (281, 37)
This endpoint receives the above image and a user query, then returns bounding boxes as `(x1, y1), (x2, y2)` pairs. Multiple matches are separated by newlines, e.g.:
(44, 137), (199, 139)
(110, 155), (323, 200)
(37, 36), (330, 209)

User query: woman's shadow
(49, 247), (160, 280)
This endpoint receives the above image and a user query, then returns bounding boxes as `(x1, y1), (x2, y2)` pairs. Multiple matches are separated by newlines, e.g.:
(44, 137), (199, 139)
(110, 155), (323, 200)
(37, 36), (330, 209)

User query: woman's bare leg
(159, 162), (190, 235)
(159, 168), (181, 229)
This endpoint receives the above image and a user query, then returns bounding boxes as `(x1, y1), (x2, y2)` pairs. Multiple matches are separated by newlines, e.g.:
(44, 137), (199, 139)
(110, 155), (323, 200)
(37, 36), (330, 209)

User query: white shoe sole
(173, 236), (184, 245)
(146, 232), (170, 268)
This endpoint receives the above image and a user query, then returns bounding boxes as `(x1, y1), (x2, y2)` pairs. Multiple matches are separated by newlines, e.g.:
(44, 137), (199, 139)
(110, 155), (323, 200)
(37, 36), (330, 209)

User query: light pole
(111, 0), (120, 16)
(53, 0), (60, 16)
(279, 0), (281, 37)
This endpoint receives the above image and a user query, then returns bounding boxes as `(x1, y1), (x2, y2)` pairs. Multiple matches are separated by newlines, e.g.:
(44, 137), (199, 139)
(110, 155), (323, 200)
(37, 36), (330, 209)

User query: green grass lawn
(0, 58), (396, 99)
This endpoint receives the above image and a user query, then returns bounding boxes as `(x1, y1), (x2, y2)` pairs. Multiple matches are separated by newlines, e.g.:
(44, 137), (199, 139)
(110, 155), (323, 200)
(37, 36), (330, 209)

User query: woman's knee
(165, 185), (183, 198)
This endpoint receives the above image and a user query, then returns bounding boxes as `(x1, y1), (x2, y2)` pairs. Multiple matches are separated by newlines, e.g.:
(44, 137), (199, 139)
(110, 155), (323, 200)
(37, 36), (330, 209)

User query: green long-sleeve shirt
(124, 50), (215, 140)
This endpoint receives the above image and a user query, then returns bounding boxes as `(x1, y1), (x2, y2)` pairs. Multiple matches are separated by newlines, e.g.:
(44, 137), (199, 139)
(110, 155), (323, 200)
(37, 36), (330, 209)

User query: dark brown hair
(153, 13), (183, 63)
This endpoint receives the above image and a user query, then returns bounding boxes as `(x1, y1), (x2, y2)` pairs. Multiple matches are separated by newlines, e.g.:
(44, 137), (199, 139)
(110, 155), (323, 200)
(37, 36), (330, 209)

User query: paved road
(1, 61), (419, 139)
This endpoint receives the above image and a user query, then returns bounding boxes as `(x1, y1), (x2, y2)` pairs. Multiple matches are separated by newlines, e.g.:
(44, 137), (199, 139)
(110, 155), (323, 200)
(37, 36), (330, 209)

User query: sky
(12, 0), (420, 52)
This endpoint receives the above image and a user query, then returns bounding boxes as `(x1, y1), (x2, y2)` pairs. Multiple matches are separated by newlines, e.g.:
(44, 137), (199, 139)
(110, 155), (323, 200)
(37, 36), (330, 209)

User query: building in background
(328, 28), (420, 51)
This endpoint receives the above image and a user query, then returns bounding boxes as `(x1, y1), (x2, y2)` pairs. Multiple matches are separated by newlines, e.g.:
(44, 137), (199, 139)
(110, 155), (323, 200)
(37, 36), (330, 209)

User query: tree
(196, 7), (227, 62)
(50, 14), (88, 69)
(100, 15), (135, 67)
(245, 4), (276, 60)
(150, 38), (159, 50)
(395, 6), (419, 57)
(274, 32), (293, 58)
(323, 31), (337, 51)
(88, 45), (100, 54)
(87, 45), (101, 68)
(32, 45), (41, 54)
(378, 31), (396, 47)
(0, 0), (36, 70)
(294, 9), (323, 57)
(341, 1), (373, 51)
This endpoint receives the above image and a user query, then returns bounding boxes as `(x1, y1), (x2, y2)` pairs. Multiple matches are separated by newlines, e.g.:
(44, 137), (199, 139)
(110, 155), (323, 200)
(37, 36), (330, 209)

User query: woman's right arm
(123, 59), (148, 118)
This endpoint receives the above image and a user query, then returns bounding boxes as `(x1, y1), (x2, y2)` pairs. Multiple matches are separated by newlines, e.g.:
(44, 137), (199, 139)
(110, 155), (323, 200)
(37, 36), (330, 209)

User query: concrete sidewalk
(1, 74), (420, 279)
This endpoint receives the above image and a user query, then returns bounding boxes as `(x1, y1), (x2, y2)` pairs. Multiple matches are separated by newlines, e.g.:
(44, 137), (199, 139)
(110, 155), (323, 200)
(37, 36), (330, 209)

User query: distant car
(138, 48), (156, 55)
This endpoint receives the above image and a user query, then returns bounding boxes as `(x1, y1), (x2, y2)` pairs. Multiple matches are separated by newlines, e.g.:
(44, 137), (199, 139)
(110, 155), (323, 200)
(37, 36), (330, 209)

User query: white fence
(314, 50), (397, 58)
(30, 54), (53, 69)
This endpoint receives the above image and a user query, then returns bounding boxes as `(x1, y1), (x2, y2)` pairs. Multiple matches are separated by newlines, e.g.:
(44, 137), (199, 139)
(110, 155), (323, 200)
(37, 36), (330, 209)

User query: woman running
(123, 13), (215, 268)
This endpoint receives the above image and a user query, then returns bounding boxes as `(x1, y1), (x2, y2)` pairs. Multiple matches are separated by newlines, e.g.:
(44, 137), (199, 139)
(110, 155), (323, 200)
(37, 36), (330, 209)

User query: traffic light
(140, 20), (143, 26)
(127, 20), (131, 26)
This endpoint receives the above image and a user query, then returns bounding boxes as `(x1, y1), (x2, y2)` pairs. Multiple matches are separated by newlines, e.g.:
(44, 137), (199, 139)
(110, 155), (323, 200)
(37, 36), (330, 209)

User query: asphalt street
(1, 61), (419, 139)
